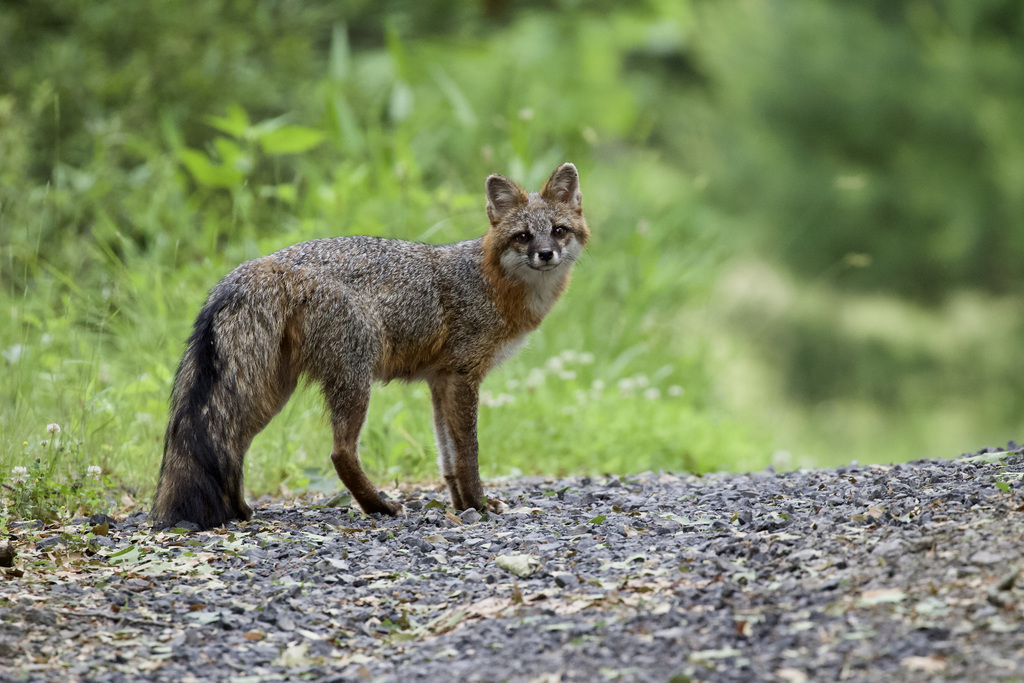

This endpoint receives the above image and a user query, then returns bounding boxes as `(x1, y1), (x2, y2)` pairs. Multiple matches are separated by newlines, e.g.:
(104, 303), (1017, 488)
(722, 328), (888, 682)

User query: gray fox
(152, 163), (589, 529)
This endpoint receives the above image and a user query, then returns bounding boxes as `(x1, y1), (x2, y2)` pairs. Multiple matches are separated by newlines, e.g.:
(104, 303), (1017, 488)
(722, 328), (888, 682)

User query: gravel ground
(2, 446), (1024, 683)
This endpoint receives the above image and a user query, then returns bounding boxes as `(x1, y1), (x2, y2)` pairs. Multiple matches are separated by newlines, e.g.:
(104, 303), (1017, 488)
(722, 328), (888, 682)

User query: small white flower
(668, 385), (684, 397)
(634, 375), (650, 388)
(526, 368), (546, 389)
(87, 465), (102, 480)
(591, 380), (605, 393)
(558, 370), (577, 381)
(545, 356), (564, 373)
(559, 350), (579, 364)
(578, 352), (595, 365)
(480, 392), (515, 408)
(11, 466), (28, 484)
(505, 379), (521, 391)
(771, 450), (793, 470)
(643, 388), (661, 401)
(46, 423), (61, 435)
(617, 378), (636, 395)
(39, 440), (50, 447)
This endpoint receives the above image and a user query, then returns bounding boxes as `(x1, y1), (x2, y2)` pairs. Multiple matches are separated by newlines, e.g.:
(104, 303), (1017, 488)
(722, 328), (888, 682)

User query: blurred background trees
(2, 0), (1023, 501)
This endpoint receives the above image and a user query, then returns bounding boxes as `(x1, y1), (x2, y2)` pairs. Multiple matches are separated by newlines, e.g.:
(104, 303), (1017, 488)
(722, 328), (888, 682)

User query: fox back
(152, 163), (589, 529)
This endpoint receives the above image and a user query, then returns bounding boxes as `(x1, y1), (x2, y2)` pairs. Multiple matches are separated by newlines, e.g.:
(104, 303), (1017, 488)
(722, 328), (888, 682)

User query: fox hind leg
(325, 381), (402, 516)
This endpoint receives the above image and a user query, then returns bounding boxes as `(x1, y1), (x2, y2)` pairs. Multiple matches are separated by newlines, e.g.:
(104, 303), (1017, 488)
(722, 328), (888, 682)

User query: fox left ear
(541, 163), (582, 212)
(486, 174), (528, 225)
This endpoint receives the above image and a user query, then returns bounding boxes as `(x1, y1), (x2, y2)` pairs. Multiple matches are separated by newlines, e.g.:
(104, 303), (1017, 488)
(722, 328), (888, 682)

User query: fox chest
(492, 333), (530, 368)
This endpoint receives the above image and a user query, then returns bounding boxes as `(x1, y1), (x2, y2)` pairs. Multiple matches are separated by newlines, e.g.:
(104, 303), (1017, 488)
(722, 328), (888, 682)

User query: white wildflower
(771, 451), (793, 470)
(11, 466), (28, 484)
(559, 350), (579, 364)
(39, 440), (49, 447)
(634, 375), (650, 388)
(643, 388), (661, 401)
(46, 423), (61, 435)
(617, 377), (636, 395)
(525, 368), (546, 389)
(558, 370), (577, 381)
(505, 379), (521, 391)
(545, 356), (564, 373)
(578, 352), (595, 365)
(480, 391), (515, 408)
(668, 385), (684, 397)
(591, 380), (605, 393)
(87, 465), (102, 481)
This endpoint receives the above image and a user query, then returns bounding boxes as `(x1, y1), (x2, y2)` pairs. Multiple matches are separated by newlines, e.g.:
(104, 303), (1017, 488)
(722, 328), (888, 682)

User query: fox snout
(529, 236), (562, 270)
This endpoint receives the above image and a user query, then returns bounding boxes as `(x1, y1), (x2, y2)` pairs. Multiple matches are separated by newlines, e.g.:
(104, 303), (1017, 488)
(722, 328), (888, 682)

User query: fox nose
(537, 249), (554, 262)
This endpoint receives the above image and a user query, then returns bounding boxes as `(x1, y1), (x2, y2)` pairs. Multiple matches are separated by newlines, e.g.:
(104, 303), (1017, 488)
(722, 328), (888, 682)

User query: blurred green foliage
(2, 0), (1023, 516)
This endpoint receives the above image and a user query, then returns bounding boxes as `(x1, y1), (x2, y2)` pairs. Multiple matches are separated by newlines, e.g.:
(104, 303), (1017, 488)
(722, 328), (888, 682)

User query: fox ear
(485, 174), (527, 224)
(541, 162), (582, 212)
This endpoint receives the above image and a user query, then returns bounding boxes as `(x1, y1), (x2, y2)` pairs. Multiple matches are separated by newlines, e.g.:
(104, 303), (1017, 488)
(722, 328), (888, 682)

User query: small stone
(0, 641), (18, 658)
(465, 571), (484, 583)
(873, 540), (903, 558)
(0, 540), (15, 568)
(24, 609), (54, 626)
(970, 550), (1003, 566)
(459, 509), (482, 525)
(89, 513), (116, 526)
(553, 573), (579, 589)
(34, 536), (64, 550)
(91, 536), (115, 549)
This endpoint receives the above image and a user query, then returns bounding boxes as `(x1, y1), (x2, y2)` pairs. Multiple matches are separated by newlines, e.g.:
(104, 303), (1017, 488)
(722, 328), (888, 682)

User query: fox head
(483, 163), (590, 280)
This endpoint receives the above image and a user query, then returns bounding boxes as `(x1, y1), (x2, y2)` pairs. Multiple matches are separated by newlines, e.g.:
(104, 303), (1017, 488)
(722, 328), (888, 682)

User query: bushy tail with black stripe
(151, 275), (298, 530)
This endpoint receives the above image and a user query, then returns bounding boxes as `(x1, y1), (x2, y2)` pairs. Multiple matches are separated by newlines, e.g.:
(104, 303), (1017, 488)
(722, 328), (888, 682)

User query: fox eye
(513, 232), (531, 245)
(552, 225), (568, 238)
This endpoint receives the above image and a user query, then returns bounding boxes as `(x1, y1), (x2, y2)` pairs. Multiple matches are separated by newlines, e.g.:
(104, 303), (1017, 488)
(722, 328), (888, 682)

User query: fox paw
(381, 498), (406, 517)
(486, 498), (507, 515)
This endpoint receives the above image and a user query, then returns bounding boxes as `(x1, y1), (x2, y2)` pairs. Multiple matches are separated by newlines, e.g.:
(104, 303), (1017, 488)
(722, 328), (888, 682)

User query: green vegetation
(3, 1), (1023, 521)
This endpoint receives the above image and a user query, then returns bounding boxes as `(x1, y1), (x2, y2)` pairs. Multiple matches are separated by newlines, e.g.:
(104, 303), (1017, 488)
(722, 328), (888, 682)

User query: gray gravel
(2, 446), (1024, 682)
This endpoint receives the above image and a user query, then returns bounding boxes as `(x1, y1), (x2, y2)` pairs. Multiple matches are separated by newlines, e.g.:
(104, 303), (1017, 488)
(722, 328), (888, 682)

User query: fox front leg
(429, 374), (504, 512)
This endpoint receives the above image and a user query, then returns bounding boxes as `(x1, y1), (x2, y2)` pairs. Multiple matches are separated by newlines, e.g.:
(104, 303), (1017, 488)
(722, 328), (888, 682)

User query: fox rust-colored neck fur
(480, 164), (589, 336)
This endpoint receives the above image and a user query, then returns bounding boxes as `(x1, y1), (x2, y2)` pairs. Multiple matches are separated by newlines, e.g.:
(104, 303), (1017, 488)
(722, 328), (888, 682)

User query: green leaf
(177, 148), (244, 188)
(995, 480), (1011, 493)
(425, 499), (447, 509)
(204, 104), (250, 138)
(587, 514), (606, 525)
(258, 125), (325, 155)
(324, 492), (351, 508)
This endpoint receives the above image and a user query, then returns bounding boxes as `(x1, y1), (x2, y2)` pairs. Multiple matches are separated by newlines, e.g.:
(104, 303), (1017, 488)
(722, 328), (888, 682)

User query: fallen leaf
(901, 655), (946, 673)
(274, 641), (313, 668)
(495, 554), (540, 578)
(857, 589), (906, 607)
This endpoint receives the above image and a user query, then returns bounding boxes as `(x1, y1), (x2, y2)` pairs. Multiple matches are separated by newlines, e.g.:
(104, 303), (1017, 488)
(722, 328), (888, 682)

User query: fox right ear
(485, 174), (527, 225)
